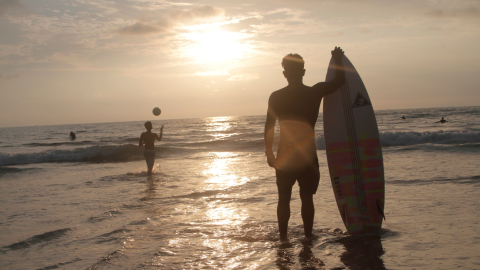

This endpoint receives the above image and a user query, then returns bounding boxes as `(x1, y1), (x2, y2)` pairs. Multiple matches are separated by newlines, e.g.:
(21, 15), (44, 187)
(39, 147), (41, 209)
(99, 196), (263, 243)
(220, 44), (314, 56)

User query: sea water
(0, 106), (479, 269)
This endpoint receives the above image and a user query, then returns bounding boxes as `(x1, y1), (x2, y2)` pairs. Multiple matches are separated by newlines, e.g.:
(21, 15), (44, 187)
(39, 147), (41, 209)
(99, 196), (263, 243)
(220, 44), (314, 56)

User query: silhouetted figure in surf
(69, 131), (76, 140)
(139, 121), (164, 176)
(401, 116), (406, 119)
(264, 47), (345, 240)
(436, 117), (448, 123)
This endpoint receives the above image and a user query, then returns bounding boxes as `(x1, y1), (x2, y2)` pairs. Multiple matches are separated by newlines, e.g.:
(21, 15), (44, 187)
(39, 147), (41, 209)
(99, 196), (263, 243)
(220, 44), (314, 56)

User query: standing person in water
(139, 121), (164, 176)
(264, 47), (345, 240)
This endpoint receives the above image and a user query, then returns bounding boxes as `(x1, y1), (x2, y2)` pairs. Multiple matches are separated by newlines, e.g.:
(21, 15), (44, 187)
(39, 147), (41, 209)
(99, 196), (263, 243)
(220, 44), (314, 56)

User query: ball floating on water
(152, 107), (161, 116)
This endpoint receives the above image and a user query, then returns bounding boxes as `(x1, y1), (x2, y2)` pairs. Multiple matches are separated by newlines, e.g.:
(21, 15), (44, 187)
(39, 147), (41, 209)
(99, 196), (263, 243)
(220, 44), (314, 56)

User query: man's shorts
(276, 163), (320, 194)
(144, 150), (155, 168)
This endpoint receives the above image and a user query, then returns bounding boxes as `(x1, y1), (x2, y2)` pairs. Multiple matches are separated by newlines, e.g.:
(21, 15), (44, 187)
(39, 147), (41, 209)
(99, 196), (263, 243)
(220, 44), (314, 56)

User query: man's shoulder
(311, 82), (326, 89)
(272, 86), (288, 94)
(269, 86), (290, 98)
(270, 84), (323, 98)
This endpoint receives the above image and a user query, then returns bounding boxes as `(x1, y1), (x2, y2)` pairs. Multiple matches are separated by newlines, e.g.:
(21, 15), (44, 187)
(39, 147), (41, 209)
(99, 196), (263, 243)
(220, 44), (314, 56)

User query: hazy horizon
(0, 104), (475, 129)
(1, 0), (479, 128)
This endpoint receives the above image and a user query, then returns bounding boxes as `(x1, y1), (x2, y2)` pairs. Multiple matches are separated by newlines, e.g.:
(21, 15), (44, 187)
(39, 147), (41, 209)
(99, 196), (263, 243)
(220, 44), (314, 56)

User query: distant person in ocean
(264, 47), (345, 240)
(436, 117), (448, 123)
(139, 121), (164, 176)
(69, 131), (76, 140)
(401, 116), (406, 119)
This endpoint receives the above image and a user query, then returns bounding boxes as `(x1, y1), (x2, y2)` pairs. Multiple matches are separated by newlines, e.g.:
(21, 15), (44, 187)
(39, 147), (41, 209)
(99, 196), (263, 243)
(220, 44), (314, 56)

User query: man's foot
(301, 233), (317, 244)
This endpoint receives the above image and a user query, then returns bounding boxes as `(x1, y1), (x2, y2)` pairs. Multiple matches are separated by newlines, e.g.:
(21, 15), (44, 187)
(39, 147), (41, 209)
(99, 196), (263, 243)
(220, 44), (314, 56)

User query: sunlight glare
(205, 204), (248, 226)
(206, 116), (235, 133)
(203, 152), (248, 189)
(183, 28), (251, 64)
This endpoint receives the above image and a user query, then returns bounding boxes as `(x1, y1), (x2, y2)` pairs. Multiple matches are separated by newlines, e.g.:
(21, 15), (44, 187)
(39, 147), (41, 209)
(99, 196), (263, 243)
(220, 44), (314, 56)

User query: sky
(0, 0), (479, 127)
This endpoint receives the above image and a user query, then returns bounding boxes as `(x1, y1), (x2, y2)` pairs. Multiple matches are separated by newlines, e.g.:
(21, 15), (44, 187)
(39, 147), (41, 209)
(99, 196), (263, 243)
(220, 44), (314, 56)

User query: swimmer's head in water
(144, 121), (153, 131)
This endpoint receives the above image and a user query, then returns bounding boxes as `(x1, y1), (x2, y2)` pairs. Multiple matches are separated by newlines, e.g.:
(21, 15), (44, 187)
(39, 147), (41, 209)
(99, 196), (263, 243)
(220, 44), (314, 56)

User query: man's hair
(282, 53), (304, 71)
(144, 121), (152, 130)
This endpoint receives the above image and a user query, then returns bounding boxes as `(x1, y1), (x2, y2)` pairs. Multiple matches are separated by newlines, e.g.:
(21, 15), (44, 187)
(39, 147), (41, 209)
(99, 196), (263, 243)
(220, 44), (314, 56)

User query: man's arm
(139, 133), (144, 147)
(157, 125), (164, 141)
(264, 96), (276, 168)
(315, 47), (346, 96)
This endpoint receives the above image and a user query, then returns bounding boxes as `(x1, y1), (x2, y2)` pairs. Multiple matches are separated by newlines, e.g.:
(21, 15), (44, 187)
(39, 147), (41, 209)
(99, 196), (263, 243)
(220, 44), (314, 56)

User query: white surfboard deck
(323, 55), (385, 235)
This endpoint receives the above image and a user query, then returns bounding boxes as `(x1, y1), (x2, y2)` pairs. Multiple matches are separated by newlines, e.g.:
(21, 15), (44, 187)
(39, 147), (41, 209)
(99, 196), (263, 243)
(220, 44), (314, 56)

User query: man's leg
(276, 170), (297, 240)
(145, 151), (155, 176)
(277, 184), (293, 240)
(299, 189), (314, 238)
(277, 186), (292, 240)
(145, 158), (152, 175)
(298, 164), (319, 238)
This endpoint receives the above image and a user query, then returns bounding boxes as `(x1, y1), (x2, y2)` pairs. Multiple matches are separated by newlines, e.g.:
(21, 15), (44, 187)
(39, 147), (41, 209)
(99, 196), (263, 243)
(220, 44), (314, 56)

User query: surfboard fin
(376, 199), (386, 221)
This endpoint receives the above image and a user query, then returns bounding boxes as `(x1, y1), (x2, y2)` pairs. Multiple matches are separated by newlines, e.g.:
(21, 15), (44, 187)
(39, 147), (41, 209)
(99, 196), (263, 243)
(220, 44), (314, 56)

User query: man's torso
(141, 132), (157, 150)
(270, 84), (324, 171)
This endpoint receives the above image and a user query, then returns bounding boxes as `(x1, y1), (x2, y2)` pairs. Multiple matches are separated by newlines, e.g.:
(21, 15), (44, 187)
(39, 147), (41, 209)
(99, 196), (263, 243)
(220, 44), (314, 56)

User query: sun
(182, 27), (251, 64)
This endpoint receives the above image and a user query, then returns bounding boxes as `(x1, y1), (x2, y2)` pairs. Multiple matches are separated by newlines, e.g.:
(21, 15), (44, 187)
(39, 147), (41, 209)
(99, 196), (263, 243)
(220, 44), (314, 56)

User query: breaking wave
(378, 130), (480, 146)
(315, 130), (480, 149)
(1, 130), (478, 166)
(0, 144), (144, 166)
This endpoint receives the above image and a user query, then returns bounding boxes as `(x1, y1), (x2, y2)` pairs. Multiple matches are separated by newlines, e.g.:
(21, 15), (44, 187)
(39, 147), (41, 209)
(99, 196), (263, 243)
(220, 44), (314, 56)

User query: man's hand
(266, 151), (276, 168)
(160, 124), (164, 132)
(331, 46), (344, 61)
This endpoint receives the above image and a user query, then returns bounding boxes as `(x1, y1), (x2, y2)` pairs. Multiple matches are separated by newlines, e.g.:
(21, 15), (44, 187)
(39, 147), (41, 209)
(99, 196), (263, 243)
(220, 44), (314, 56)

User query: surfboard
(323, 55), (385, 235)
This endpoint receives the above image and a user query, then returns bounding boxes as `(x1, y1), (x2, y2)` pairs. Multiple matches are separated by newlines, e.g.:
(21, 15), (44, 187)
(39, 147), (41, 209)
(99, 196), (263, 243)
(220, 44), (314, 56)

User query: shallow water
(1, 106), (480, 269)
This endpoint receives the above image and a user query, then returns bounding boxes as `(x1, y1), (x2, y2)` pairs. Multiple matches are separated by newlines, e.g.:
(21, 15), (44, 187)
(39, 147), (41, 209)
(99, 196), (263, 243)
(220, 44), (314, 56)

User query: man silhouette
(264, 47), (345, 240)
(139, 122), (164, 176)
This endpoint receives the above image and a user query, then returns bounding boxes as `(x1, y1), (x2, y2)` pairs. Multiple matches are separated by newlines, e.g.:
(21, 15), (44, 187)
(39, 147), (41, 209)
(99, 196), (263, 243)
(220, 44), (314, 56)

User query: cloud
(426, 26), (443, 31)
(117, 21), (171, 35)
(227, 73), (259, 81)
(0, 73), (22, 80)
(168, 5), (224, 21)
(196, 70), (229, 76)
(358, 27), (372, 34)
(117, 5), (225, 36)
(0, 0), (24, 16)
(319, 31), (344, 37)
(426, 6), (480, 18)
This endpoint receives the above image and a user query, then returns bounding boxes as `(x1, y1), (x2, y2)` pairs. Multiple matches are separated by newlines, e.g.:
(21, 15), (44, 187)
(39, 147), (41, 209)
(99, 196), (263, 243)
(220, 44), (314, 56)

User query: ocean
(1, 106), (479, 270)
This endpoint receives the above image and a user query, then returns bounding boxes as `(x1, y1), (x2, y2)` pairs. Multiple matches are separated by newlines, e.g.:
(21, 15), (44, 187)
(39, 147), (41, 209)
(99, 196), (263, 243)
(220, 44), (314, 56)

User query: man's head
(282, 53), (305, 81)
(144, 121), (153, 131)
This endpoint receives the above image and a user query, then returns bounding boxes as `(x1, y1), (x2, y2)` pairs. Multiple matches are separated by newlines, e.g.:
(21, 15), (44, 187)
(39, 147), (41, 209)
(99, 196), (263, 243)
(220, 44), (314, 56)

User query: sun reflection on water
(203, 152), (248, 188)
(206, 116), (235, 131)
(211, 133), (239, 140)
(202, 151), (250, 227)
(206, 203), (248, 226)
(205, 116), (239, 141)
(199, 116), (252, 257)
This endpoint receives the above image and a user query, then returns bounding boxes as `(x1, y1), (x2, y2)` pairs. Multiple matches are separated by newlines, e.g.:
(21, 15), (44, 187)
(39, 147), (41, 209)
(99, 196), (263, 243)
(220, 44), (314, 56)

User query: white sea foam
(2, 130), (479, 166)
(0, 144), (143, 166)
(379, 130), (480, 146)
(315, 130), (480, 149)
